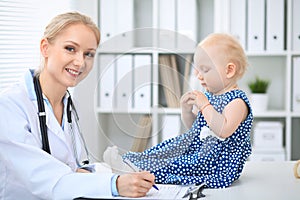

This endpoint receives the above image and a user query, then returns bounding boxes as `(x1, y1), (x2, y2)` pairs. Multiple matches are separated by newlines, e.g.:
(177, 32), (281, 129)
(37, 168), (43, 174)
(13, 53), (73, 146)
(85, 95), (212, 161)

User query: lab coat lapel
(23, 69), (77, 169)
(44, 104), (64, 138)
(44, 95), (69, 142)
(44, 100), (78, 170)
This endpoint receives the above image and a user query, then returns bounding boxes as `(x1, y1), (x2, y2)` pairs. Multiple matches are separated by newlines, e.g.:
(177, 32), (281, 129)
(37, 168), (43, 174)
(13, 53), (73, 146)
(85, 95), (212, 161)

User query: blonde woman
(0, 12), (154, 199)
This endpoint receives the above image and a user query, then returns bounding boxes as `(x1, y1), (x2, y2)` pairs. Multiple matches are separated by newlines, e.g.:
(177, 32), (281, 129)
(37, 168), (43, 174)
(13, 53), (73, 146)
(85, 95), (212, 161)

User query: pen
(124, 158), (159, 191)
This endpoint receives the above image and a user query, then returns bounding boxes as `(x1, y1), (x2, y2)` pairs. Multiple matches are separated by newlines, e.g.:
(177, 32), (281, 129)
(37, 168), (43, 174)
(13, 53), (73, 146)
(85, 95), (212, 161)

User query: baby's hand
(180, 91), (195, 113)
(191, 90), (210, 111)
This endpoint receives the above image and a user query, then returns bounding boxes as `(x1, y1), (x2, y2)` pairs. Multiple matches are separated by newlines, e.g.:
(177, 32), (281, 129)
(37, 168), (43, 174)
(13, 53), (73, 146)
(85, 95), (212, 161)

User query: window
(0, 0), (72, 92)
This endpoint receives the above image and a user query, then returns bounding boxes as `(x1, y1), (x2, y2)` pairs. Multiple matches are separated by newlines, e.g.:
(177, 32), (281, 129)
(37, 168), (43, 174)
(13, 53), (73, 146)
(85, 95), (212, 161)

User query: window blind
(0, 0), (72, 92)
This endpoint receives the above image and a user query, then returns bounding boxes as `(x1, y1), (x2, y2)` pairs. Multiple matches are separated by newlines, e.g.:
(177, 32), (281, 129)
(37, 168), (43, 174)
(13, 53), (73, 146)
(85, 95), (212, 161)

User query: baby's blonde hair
(198, 33), (248, 80)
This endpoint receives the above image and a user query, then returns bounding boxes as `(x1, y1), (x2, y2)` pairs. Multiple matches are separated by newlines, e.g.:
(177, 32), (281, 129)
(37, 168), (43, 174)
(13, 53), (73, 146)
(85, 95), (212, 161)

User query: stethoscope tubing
(33, 74), (90, 168)
(33, 75), (51, 154)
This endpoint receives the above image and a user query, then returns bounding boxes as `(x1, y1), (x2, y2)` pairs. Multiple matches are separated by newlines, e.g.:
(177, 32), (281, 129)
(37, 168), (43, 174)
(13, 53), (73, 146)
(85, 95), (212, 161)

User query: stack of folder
(158, 54), (193, 108)
(131, 115), (152, 152)
(159, 54), (181, 108)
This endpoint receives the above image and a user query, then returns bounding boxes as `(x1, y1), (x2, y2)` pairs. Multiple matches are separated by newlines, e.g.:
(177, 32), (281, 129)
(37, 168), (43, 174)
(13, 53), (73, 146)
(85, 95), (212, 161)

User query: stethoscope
(33, 75), (90, 168)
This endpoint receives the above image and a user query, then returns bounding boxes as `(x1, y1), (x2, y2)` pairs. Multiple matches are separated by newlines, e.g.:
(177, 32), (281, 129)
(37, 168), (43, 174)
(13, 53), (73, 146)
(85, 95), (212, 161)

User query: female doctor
(0, 12), (155, 199)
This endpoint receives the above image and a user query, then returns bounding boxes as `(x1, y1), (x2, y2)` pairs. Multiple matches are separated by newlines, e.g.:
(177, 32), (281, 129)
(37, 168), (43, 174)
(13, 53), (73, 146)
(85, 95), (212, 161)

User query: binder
(214, 0), (230, 33)
(158, 0), (176, 49)
(131, 115), (152, 152)
(115, 0), (134, 49)
(229, 0), (246, 49)
(292, 0), (300, 51)
(266, 0), (284, 51)
(133, 55), (152, 109)
(182, 55), (193, 94)
(162, 115), (181, 141)
(170, 55), (181, 103)
(99, 55), (115, 109)
(247, 0), (265, 52)
(159, 55), (176, 107)
(176, 0), (197, 50)
(99, 0), (116, 47)
(99, 0), (133, 50)
(116, 55), (133, 110)
(158, 55), (181, 108)
(292, 57), (300, 112)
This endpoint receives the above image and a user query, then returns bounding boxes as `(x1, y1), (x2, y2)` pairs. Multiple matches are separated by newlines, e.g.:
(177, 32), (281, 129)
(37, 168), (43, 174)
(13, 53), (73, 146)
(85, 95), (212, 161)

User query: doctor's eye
(84, 51), (95, 58)
(65, 46), (75, 52)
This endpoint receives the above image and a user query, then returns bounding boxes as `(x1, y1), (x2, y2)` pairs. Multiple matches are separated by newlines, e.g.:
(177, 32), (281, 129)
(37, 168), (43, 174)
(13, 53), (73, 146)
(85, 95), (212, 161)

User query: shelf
(97, 48), (156, 54)
(96, 108), (152, 114)
(92, 0), (299, 161)
(253, 110), (287, 118)
(291, 51), (300, 56)
(156, 107), (181, 114)
(96, 107), (184, 115)
(291, 112), (300, 117)
(246, 51), (288, 56)
(97, 47), (196, 55)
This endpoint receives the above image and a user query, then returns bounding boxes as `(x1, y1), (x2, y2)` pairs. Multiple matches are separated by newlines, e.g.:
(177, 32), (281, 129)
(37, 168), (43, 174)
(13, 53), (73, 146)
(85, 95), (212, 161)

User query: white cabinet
(93, 0), (300, 160)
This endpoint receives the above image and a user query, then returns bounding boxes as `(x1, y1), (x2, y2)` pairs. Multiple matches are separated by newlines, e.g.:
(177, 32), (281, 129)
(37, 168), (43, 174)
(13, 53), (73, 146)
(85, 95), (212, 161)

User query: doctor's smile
(65, 68), (82, 78)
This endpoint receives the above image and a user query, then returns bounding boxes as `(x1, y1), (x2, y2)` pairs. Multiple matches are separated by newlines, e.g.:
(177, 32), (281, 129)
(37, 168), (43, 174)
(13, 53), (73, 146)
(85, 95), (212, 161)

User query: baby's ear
(225, 63), (236, 79)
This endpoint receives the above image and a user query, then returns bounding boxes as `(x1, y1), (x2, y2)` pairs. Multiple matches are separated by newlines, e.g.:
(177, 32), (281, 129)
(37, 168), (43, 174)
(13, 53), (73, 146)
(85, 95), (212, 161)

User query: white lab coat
(0, 69), (114, 200)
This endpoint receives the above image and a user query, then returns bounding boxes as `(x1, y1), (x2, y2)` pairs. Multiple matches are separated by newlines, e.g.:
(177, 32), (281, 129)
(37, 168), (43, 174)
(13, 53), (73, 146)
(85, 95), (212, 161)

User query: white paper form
(121, 184), (189, 199)
(78, 184), (191, 199)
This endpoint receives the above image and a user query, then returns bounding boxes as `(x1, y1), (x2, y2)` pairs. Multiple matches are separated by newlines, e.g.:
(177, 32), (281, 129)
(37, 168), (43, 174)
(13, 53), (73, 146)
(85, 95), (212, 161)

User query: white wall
(72, 0), (107, 162)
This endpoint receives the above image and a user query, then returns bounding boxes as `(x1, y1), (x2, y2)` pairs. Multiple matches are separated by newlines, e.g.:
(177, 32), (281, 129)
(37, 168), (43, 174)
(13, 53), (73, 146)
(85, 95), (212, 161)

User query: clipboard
(74, 184), (190, 199)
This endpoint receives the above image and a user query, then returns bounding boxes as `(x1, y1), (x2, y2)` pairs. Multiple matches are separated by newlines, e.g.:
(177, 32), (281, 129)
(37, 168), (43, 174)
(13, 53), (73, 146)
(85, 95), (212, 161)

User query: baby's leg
(103, 146), (135, 174)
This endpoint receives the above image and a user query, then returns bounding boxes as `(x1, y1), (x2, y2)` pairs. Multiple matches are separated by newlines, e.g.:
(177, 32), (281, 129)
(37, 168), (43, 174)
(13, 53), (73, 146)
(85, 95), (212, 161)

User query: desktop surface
(75, 161), (300, 200)
(203, 161), (300, 200)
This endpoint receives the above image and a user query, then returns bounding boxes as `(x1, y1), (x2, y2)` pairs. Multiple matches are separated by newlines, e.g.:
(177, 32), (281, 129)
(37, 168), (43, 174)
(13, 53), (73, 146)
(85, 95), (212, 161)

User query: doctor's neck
(38, 71), (67, 107)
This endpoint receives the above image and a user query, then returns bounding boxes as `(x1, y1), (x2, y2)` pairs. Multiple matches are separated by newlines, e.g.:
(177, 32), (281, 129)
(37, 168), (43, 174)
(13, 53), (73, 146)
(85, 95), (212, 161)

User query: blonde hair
(44, 11), (100, 45)
(37, 12), (100, 73)
(198, 33), (248, 80)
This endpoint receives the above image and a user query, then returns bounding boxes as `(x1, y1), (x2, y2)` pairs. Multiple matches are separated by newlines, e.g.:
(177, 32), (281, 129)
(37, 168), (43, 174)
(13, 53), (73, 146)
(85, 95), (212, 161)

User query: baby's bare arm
(202, 98), (248, 138)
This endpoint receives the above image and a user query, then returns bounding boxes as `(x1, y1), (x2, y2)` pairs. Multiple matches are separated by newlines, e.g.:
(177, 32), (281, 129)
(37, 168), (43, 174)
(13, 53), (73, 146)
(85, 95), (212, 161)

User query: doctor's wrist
(76, 168), (91, 173)
(111, 174), (120, 196)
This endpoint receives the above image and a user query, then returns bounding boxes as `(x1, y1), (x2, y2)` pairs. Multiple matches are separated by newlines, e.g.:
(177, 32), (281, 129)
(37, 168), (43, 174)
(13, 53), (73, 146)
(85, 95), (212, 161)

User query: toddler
(104, 33), (253, 188)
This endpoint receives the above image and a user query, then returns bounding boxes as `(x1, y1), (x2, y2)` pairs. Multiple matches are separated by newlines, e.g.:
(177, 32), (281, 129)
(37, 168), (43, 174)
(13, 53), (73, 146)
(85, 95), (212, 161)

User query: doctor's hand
(76, 168), (91, 173)
(117, 171), (155, 197)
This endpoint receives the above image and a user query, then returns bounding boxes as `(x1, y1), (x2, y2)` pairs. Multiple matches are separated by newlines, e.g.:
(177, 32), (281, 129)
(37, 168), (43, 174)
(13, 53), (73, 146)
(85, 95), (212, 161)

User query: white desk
(76, 161), (299, 200)
(203, 161), (300, 200)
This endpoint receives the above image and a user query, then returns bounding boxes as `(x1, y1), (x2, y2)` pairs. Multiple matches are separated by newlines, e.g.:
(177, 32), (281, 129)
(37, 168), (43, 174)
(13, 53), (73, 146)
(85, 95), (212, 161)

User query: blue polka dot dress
(123, 90), (253, 188)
